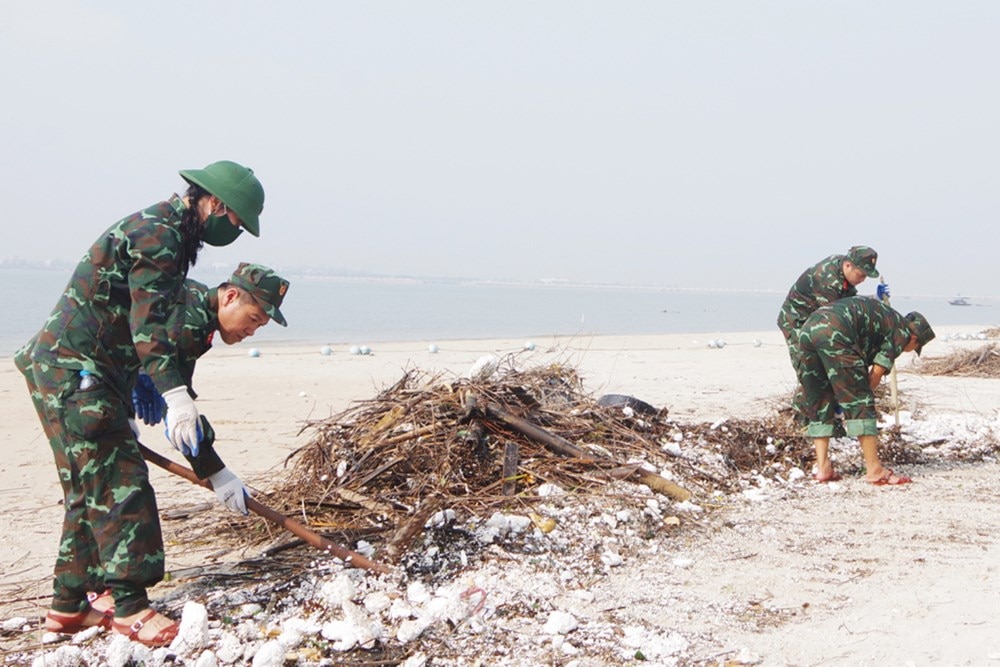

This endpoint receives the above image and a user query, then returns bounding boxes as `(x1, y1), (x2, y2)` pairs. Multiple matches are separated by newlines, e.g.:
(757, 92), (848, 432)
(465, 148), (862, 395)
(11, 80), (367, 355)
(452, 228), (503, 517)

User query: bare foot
(812, 463), (842, 482)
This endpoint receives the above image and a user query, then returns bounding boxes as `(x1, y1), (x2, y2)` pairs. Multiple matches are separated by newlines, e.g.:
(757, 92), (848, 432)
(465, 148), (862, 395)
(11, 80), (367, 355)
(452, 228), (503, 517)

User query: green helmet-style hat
(179, 160), (265, 237)
(229, 262), (290, 326)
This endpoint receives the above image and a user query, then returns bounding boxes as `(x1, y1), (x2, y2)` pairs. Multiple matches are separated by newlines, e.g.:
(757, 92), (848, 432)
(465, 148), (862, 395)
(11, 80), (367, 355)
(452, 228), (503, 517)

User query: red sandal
(112, 609), (179, 647)
(87, 590), (115, 618)
(45, 608), (112, 634)
(870, 468), (912, 486)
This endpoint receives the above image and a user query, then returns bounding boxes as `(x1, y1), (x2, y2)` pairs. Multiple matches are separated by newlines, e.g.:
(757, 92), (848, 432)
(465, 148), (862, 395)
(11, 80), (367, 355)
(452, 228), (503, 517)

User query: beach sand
(3, 327), (1000, 663)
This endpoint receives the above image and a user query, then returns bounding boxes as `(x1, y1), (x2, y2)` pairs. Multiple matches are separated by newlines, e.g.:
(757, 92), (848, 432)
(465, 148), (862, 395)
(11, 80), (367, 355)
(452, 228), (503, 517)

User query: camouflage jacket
(170, 279), (219, 392)
(801, 297), (912, 371)
(776, 253), (857, 339)
(17, 195), (194, 402)
(170, 279), (227, 478)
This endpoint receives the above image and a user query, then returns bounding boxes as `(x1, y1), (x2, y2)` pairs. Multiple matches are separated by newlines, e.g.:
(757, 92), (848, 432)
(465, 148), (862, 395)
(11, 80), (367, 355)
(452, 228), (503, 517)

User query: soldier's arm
(183, 416), (226, 480)
(868, 363), (888, 390)
(126, 220), (187, 393)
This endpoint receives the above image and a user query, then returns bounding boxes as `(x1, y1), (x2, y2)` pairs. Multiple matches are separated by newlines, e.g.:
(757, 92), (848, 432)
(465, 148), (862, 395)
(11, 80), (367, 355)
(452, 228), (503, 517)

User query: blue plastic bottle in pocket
(79, 370), (97, 390)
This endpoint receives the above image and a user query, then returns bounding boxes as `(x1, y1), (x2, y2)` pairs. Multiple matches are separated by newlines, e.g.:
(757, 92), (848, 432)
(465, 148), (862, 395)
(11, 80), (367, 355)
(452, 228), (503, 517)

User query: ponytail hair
(180, 184), (207, 269)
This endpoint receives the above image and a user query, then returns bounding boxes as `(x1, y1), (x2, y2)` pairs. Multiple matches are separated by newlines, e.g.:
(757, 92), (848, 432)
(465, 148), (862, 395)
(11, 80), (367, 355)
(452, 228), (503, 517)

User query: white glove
(128, 419), (141, 439)
(162, 386), (200, 455)
(208, 467), (249, 515)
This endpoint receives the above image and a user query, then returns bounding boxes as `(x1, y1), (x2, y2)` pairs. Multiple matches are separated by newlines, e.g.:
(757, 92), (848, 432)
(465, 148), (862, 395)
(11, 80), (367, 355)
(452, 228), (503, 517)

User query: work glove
(876, 283), (891, 301)
(162, 386), (201, 456)
(164, 416), (203, 458)
(132, 373), (166, 426)
(128, 418), (142, 439)
(208, 467), (249, 516)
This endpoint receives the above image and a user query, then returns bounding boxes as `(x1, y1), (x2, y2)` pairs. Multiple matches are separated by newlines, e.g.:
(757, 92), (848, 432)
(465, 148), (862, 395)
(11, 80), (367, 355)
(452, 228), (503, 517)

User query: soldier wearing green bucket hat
(13, 161), (266, 647)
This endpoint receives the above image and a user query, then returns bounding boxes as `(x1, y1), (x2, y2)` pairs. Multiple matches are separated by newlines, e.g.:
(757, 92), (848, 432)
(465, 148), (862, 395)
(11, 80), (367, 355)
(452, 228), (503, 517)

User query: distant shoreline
(4, 262), (996, 301)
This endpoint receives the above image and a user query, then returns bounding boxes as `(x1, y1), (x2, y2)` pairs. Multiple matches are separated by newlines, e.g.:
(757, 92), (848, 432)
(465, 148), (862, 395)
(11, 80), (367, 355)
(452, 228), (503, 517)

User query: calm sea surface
(3, 268), (996, 354)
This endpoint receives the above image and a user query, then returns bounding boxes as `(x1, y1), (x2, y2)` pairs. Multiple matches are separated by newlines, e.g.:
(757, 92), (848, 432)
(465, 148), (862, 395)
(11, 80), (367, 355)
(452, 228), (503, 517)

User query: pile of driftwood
(917, 344), (1000, 378)
(244, 358), (809, 562)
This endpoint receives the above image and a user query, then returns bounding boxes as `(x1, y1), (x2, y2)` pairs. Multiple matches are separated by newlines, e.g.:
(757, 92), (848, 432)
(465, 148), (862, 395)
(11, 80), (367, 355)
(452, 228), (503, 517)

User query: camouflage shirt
(801, 297), (912, 371)
(170, 279), (219, 391)
(776, 253), (857, 339)
(17, 195), (194, 401)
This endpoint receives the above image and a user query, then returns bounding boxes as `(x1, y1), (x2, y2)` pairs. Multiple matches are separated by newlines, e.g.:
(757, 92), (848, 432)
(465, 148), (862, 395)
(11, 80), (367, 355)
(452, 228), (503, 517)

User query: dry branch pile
(917, 344), (1000, 377)
(247, 357), (812, 562)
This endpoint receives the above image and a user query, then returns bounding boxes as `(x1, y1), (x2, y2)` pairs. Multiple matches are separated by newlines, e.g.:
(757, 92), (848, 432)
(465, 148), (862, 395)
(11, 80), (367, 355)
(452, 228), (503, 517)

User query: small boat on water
(949, 296), (972, 306)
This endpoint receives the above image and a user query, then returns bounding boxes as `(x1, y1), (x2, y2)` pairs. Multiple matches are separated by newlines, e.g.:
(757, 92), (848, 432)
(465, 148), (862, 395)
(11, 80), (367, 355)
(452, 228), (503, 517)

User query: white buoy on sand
(248, 348), (260, 358)
(349, 346), (361, 355)
(320, 345), (333, 356)
(360, 345), (372, 356)
(524, 341), (536, 351)
(428, 343), (439, 354)
(752, 339), (762, 348)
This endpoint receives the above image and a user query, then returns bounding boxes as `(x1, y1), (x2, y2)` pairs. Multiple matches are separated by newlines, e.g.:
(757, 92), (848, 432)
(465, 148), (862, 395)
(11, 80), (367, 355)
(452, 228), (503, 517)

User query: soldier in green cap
(13, 161), (266, 647)
(796, 297), (934, 485)
(777, 246), (883, 428)
(132, 263), (290, 513)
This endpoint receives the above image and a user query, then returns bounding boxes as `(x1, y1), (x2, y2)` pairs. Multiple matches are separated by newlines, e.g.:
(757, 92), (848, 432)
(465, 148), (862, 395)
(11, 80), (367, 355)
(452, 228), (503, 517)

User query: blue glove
(132, 374), (166, 426)
(876, 283), (891, 301)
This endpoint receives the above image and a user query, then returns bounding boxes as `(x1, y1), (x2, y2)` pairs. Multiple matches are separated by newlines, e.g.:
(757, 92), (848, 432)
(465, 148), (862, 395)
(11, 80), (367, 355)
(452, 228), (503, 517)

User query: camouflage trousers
(796, 316), (879, 438)
(783, 336), (809, 426)
(15, 357), (165, 617)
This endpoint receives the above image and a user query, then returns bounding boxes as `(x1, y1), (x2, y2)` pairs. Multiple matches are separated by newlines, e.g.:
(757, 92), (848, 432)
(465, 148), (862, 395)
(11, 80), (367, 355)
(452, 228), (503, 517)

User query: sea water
(2, 268), (995, 354)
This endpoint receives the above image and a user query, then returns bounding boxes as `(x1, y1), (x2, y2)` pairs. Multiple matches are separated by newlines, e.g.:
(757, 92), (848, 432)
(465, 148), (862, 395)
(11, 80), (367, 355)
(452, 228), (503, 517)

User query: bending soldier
(796, 297), (934, 484)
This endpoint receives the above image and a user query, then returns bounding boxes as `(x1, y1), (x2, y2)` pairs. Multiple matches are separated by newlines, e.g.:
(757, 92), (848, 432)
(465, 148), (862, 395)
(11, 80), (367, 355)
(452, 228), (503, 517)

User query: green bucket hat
(179, 160), (265, 237)
(905, 311), (935, 356)
(229, 262), (290, 326)
(846, 246), (879, 278)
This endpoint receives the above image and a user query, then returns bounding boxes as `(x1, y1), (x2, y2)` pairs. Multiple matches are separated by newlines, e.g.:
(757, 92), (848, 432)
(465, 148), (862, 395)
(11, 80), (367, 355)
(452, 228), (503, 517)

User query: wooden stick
(501, 441), (519, 496)
(484, 403), (692, 501)
(138, 443), (391, 575)
(880, 277), (901, 427)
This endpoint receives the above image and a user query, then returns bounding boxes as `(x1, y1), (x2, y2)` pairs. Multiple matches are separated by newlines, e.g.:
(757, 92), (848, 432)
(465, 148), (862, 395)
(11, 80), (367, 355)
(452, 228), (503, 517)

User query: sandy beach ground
(3, 326), (1000, 664)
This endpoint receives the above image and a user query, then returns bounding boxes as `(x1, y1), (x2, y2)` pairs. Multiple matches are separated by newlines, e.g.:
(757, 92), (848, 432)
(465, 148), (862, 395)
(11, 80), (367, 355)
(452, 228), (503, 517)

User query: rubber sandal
(45, 609), (112, 633)
(870, 468), (912, 486)
(87, 590), (115, 617)
(112, 609), (178, 648)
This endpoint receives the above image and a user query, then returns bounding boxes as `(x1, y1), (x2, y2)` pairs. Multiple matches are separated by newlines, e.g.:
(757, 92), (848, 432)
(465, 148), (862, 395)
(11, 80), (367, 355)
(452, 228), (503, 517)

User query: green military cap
(846, 246), (879, 278)
(229, 263), (290, 327)
(905, 311), (935, 356)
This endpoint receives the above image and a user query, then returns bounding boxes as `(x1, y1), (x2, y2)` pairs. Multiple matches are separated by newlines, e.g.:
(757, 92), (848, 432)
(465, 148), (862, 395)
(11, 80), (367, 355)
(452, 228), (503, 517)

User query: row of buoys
(703, 338), (764, 349)
(249, 340), (544, 358)
(941, 332), (988, 341)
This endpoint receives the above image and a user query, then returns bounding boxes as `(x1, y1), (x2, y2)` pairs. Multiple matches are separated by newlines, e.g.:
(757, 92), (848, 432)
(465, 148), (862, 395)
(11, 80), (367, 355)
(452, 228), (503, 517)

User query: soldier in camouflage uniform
(776, 246), (881, 425)
(796, 297), (935, 485)
(133, 263), (290, 489)
(13, 161), (266, 646)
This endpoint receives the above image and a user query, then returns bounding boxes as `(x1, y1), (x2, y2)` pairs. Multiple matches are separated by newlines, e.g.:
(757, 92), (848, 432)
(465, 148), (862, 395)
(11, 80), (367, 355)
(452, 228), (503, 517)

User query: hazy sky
(2, 1), (997, 295)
